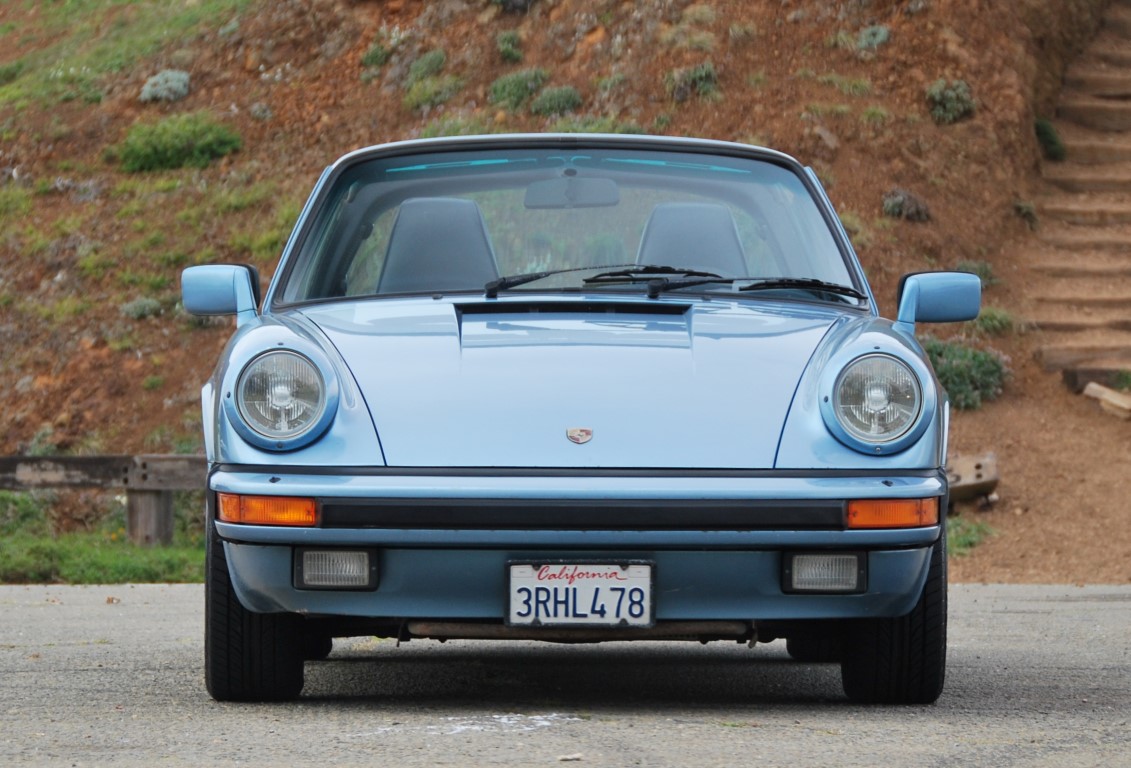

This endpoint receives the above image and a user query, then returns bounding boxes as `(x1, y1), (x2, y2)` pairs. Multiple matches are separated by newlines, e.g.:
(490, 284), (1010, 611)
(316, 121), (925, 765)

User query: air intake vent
(456, 300), (690, 318)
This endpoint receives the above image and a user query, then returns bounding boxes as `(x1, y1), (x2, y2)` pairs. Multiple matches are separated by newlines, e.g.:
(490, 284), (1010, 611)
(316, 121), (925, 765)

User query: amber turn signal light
(217, 493), (318, 526)
(847, 498), (939, 529)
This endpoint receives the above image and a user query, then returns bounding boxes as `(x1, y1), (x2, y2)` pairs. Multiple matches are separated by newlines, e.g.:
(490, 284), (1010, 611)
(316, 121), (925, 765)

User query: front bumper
(210, 468), (944, 622)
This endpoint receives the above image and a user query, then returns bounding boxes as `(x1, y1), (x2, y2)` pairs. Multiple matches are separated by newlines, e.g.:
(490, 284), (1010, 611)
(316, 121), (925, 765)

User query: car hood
(303, 299), (842, 469)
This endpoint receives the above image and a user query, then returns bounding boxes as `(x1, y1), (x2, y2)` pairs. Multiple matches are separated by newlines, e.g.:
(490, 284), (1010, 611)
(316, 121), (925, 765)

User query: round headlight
(832, 354), (922, 443)
(236, 351), (326, 441)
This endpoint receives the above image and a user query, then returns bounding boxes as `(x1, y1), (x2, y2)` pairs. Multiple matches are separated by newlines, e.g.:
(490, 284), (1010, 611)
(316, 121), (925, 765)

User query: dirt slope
(1, 0), (1128, 583)
(950, 0), (1131, 585)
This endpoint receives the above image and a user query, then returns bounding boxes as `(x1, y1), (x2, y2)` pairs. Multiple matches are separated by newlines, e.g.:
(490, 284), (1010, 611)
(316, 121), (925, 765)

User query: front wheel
(839, 527), (947, 704)
(205, 521), (305, 701)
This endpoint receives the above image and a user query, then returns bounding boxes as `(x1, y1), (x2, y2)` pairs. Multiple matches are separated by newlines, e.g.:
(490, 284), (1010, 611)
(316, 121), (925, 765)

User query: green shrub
(947, 515), (991, 556)
(665, 61), (718, 102)
(360, 42), (391, 68)
(530, 85), (582, 116)
(1013, 199), (1038, 230)
(361, 24), (408, 71)
(0, 186), (32, 220)
(857, 25), (890, 50)
(955, 259), (999, 287)
(403, 74), (464, 111)
(406, 49), (447, 86)
(0, 60), (24, 86)
(0, 491), (52, 537)
(115, 113), (241, 172)
(419, 115), (493, 138)
(120, 296), (163, 319)
(489, 68), (548, 110)
(971, 306), (1013, 336)
(497, 30), (523, 63)
(817, 74), (871, 96)
(861, 105), (889, 124)
(827, 30), (855, 50)
(681, 4), (717, 25)
(926, 79), (975, 125)
(139, 69), (190, 103)
(729, 23), (756, 43)
(1035, 118), (1066, 161)
(551, 115), (645, 134)
(923, 337), (1007, 410)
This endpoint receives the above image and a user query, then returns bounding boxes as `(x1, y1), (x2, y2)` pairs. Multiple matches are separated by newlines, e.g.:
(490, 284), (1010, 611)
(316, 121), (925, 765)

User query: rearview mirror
(524, 177), (620, 209)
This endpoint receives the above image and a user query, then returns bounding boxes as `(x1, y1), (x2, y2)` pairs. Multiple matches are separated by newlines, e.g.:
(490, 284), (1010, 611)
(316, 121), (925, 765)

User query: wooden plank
(947, 453), (999, 503)
(127, 490), (175, 546)
(0, 455), (207, 492)
(0, 455), (132, 491)
(1082, 381), (1131, 419)
(126, 455), (207, 491)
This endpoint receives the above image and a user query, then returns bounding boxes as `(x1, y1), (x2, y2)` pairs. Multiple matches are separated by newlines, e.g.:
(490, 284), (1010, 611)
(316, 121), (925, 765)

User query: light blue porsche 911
(181, 133), (980, 704)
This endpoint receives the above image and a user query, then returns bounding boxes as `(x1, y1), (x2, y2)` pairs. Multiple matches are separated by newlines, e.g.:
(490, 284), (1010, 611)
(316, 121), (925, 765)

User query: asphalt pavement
(1, 583), (1128, 767)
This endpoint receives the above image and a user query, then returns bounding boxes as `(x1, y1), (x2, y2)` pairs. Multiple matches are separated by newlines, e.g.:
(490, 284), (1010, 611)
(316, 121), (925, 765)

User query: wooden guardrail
(0, 455), (207, 546)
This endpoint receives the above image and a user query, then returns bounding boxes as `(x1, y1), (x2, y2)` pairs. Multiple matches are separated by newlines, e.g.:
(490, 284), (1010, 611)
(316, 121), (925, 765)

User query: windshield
(276, 145), (857, 304)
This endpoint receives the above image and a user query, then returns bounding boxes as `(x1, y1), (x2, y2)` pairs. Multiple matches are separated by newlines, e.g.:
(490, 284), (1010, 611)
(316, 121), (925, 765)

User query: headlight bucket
(223, 348), (339, 451)
(820, 352), (934, 455)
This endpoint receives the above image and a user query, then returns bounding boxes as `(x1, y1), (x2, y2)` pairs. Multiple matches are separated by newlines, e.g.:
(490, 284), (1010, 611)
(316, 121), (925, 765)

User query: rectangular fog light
(783, 552), (865, 594)
(294, 549), (378, 591)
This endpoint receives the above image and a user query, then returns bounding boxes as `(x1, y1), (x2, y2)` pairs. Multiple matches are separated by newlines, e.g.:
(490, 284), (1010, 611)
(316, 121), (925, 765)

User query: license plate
(507, 562), (653, 627)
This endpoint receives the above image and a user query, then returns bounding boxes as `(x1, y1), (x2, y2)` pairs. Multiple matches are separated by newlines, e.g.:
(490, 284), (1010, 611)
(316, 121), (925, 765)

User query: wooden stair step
(1088, 42), (1131, 69)
(1035, 295), (1131, 309)
(1058, 95), (1131, 132)
(1030, 251), (1131, 276)
(1047, 121), (1131, 164)
(1039, 197), (1131, 225)
(1038, 227), (1131, 251)
(1061, 361), (1131, 393)
(1102, 3), (1131, 38)
(1043, 163), (1131, 193)
(1082, 16), (1131, 68)
(1034, 344), (1131, 371)
(1063, 68), (1131, 97)
(1030, 317), (1131, 333)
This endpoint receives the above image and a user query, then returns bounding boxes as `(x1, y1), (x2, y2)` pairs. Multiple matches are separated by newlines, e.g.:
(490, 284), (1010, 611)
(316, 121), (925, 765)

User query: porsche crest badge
(566, 428), (593, 445)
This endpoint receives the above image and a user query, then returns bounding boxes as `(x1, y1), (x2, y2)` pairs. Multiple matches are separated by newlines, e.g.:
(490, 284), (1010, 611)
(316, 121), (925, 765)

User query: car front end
(182, 134), (979, 703)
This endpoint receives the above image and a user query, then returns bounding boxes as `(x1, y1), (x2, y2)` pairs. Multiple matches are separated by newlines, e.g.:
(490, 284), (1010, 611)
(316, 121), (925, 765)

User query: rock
(882, 188), (931, 222)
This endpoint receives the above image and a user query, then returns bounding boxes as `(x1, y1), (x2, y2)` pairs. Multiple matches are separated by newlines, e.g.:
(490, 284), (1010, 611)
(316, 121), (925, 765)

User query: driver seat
(378, 197), (500, 294)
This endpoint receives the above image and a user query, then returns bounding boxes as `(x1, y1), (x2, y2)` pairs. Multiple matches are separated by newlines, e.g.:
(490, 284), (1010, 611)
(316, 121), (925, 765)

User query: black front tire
(839, 527), (947, 704)
(205, 522), (305, 702)
(304, 632), (334, 661)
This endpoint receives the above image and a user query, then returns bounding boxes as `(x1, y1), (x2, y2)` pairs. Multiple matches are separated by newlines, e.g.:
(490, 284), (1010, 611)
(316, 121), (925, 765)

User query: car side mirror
(895, 271), (981, 332)
(182, 264), (261, 326)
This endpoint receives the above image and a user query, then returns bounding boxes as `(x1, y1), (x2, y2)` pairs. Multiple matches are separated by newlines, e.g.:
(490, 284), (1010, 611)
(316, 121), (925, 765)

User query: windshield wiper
(737, 277), (866, 300)
(583, 265), (725, 283)
(583, 266), (735, 299)
(595, 272), (867, 301)
(485, 264), (635, 298)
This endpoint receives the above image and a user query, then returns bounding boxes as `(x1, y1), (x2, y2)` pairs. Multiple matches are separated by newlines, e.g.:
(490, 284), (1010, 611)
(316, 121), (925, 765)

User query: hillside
(0, 0), (1127, 583)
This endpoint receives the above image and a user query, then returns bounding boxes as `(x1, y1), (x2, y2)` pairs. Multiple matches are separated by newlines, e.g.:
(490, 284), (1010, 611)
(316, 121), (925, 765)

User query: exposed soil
(1, 0), (1129, 584)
